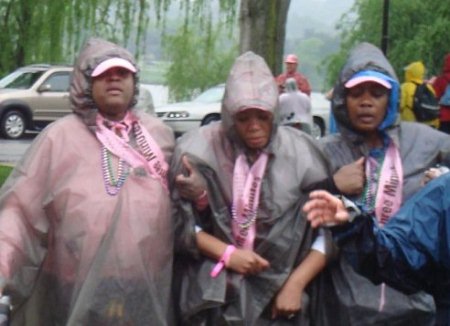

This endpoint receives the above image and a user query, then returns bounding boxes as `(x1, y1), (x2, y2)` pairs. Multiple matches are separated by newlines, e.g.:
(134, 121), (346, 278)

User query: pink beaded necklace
(96, 112), (169, 195)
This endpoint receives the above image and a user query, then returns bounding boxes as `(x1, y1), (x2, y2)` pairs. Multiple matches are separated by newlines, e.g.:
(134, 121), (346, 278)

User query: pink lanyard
(95, 112), (169, 192)
(371, 141), (403, 226)
(231, 152), (268, 250)
(366, 141), (403, 312)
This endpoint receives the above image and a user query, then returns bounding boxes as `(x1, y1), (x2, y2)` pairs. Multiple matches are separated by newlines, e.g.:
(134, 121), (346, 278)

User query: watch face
(340, 196), (361, 223)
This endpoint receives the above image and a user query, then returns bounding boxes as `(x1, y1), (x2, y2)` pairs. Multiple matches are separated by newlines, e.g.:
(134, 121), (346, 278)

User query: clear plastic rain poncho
(316, 42), (450, 325)
(0, 38), (175, 325)
(279, 77), (312, 131)
(171, 52), (333, 325)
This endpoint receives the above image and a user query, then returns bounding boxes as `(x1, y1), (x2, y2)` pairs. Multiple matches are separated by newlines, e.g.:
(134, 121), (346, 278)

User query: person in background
(279, 77), (313, 134)
(0, 38), (175, 325)
(316, 42), (450, 325)
(303, 180), (450, 326)
(400, 61), (439, 128)
(325, 88), (338, 134)
(171, 51), (333, 325)
(276, 54), (311, 95)
(433, 53), (450, 134)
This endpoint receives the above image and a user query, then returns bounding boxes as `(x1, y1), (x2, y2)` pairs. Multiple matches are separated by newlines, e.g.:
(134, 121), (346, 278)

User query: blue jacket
(333, 173), (450, 323)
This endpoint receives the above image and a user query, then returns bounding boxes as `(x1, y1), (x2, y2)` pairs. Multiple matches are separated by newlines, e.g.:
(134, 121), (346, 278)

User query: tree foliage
(0, 0), (291, 101)
(163, 22), (238, 101)
(324, 0), (450, 87)
(0, 0), (164, 74)
(162, 0), (292, 101)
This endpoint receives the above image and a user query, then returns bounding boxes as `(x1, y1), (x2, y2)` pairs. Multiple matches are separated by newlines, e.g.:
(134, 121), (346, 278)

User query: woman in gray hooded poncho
(317, 42), (450, 325)
(0, 38), (175, 325)
(171, 52), (333, 325)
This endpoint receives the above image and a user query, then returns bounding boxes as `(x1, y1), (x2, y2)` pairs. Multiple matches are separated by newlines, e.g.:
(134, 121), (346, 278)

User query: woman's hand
(175, 156), (207, 201)
(333, 157), (365, 195)
(303, 190), (350, 227)
(271, 280), (303, 320)
(421, 166), (449, 186)
(227, 248), (270, 275)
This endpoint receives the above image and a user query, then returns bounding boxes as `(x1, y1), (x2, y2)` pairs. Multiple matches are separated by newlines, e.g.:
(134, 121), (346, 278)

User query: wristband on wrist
(195, 190), (209, 211)
(210, 245), (236, 278)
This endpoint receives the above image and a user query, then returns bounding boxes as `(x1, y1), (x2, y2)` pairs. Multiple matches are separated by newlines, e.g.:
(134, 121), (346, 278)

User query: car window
(194, 85), (225, 103)
(43, 72), (71, 92)
(0, 70), (45, 89)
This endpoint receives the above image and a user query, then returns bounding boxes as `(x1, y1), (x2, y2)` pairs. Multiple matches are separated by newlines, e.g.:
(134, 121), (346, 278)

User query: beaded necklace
(231, 152), (268, 249)
(101, 147), (130, 196)
(361, 151), (385, 211)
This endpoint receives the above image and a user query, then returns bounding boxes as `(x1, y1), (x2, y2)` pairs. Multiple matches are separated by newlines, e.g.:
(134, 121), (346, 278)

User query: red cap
(285, 54), (298, 64)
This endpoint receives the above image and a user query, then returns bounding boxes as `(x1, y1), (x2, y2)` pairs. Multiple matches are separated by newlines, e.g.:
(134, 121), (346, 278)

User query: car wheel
(201, 114), (221, 126)
(0, 110), (26, 139)
(311, 116), (325, 139)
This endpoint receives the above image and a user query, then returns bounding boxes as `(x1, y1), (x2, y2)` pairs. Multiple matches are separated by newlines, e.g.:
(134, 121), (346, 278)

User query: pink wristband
(195, 190), (209, 211)
(210, 245), (236, 278)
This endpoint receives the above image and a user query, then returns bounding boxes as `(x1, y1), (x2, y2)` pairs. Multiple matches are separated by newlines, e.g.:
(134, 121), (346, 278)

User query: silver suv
(0, 64), (73, 139)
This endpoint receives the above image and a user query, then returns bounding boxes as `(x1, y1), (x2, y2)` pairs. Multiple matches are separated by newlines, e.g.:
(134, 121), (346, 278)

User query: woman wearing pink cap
(171, 52), (334, 325)
(315, 42), (450, 325)
(0, 38), (175, 325)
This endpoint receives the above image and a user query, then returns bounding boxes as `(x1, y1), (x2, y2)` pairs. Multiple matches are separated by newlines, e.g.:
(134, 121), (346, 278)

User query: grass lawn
(0, 164), (13, 187)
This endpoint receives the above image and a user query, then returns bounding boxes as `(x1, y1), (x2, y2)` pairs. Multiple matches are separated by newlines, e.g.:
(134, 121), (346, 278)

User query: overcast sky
(286, 0), (354, 37)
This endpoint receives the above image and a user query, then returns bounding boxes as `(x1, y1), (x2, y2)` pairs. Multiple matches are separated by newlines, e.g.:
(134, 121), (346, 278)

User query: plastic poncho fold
(0, 38), (175, 325)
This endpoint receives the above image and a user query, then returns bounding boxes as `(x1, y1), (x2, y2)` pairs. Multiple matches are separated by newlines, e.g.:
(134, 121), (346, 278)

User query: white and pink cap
(91, 58), (137, 77)
(345, 75), (391, 89)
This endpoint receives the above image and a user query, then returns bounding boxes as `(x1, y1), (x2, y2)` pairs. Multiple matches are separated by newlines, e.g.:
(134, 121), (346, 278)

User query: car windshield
(193, 85), (225, 103)
(0, 70), (45, 89)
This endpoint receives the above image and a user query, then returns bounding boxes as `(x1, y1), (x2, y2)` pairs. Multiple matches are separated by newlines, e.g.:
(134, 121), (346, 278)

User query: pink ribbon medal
(96, 112), (169, 192)
(231, 152), (268, 250)
(373, 141), (403, 226)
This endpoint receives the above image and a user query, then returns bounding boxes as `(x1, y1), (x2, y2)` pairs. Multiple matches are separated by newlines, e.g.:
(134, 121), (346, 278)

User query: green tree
(162, 0), (291, 101)
(163, 22), (238, 101)
(0, 0), (292, 99)
(324, 0), (450, 87)
(0, 0), (153, 75)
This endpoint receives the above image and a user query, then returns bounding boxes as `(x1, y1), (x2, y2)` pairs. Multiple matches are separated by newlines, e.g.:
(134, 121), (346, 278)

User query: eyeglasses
(346, 84), (390, 98)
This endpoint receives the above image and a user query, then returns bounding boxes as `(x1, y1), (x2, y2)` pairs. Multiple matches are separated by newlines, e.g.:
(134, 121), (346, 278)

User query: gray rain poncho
(279, 78), (312, 130)
(171, 52), (332, 325)
(0, 38), (175, 325)
(317, 42), (450, 325)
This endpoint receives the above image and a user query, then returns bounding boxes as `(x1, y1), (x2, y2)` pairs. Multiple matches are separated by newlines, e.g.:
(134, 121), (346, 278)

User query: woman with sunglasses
(317, 42), (450, 325)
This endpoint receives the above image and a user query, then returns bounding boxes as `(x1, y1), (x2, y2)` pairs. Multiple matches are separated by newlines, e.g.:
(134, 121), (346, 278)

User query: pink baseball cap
(238, 105), (271, 113)
(345, 75), (391, 89)
(285, 54), (298, 64)
(91, 58), (137, 77)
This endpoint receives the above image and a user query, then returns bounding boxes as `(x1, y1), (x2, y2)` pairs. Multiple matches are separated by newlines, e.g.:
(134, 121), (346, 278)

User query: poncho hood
(331, 42), (400, 134)
(221, 51), (279, 149)
(404, 61), (425, 84)
(70, 37), (139, 129)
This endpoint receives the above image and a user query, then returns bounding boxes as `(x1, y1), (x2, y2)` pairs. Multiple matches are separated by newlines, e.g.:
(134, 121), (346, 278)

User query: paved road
(0, 133), (36, 164)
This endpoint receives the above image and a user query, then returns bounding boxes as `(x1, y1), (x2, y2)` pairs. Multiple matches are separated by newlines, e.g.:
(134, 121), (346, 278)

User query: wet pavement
(0, 132), (36, 165)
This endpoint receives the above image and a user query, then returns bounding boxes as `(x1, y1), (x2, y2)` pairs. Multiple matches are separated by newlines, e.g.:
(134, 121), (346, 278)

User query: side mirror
(38, 84), (51, 92)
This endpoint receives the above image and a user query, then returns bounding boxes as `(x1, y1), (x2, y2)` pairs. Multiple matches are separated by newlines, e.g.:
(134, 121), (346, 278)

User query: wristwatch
(338, 195), (361, 223)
